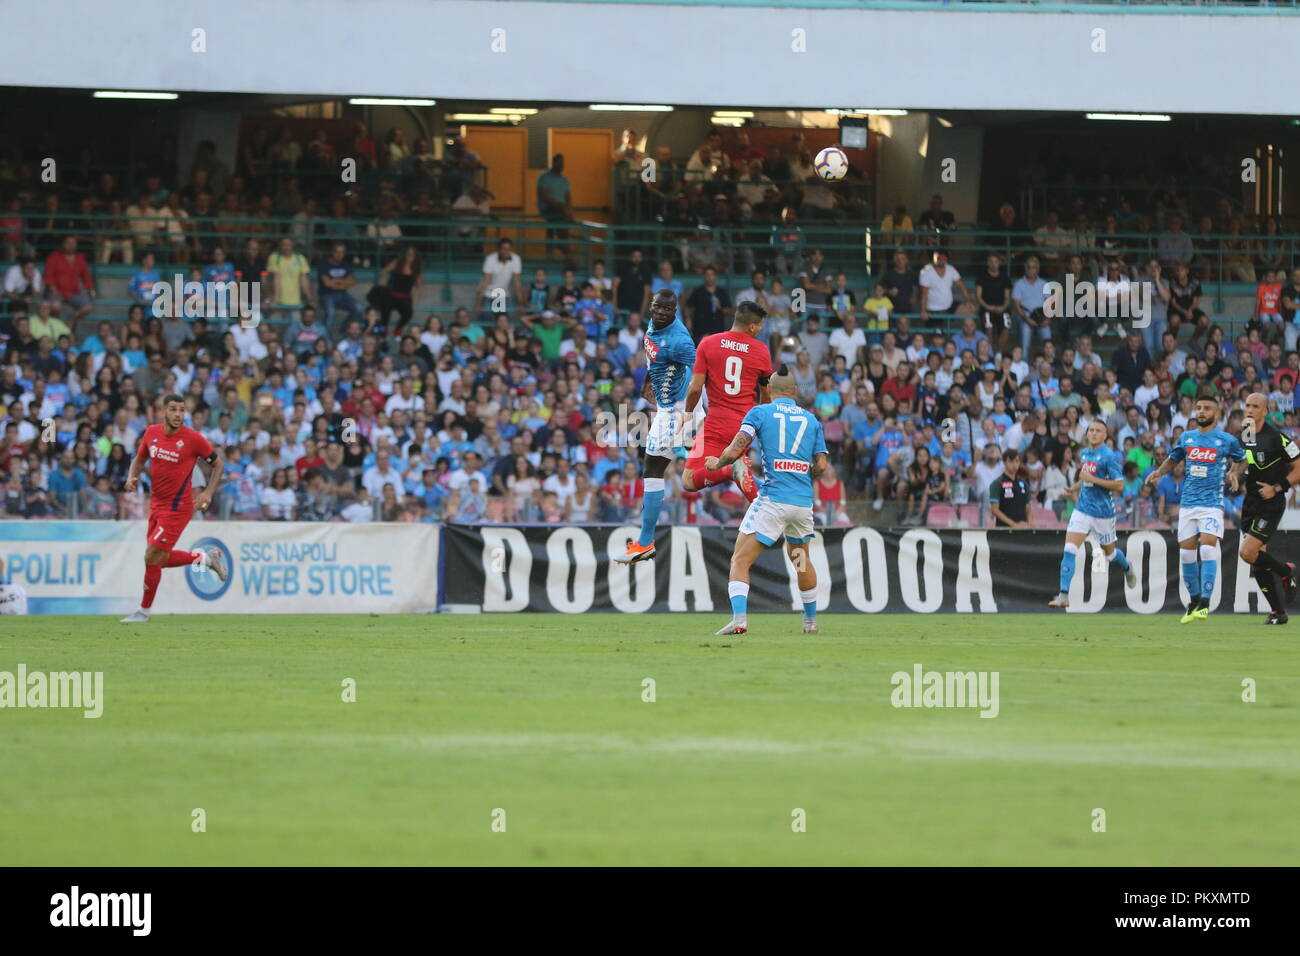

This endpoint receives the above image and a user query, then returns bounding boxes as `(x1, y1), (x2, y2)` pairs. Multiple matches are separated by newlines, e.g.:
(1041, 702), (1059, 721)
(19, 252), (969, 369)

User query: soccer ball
(813, 146), (849, 181)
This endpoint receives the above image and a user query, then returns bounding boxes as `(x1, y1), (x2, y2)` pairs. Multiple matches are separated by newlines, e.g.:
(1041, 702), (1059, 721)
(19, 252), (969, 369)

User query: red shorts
(147, 509), (191, 549)
(686, 418), (744, 471)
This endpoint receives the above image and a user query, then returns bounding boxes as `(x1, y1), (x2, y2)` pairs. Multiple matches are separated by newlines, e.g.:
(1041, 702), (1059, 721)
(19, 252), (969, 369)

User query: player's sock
(728, 581), (749, 619)
(166, 549), (202, 568)
(1199, 544), (1218, 600)
(1107, 548), (1130, 572)
(1252, 563), (1284, 614)
(800, 587), (817, 619)
(690, 466), (735, 490)
(1254, 550), (1289, 579)
(141, 565), (162, 609)
(1180, 548), (1200, 599)
(1059, 542), (1079, 593)
(637, 478), (665, 547)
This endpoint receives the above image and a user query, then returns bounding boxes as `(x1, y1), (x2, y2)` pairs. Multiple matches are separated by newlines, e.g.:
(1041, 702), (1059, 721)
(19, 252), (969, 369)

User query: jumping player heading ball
(683, 300), (773, 501)
(119, 393), (227, 623)
(615, 289), (695, 565)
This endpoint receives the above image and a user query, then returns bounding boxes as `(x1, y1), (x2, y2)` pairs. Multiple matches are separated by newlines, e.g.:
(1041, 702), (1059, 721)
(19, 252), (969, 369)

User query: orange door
(465, 126), (528, 211)
(546, 128), (614, 216)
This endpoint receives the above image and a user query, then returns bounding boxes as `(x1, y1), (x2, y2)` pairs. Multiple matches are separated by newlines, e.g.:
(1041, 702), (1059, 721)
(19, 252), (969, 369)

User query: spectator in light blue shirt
(951, 315), (988, 358)
(128, 252), (162, 311)
(1012, 256), (1050, 357)
(592, 445), (627, 485)
(574, 283), (615, 338)
(1028, 359), (1059, 410)
(47, 450), (87, 509)
(603, 330), (632, 374)
(79, 321), (112, 355)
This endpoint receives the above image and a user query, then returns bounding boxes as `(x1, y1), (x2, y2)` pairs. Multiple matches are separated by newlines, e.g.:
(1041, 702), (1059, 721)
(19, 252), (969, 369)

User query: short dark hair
(736, 300), (767, 325)
(162, 393), (185, 406)
(1002, 449), (1021, 463)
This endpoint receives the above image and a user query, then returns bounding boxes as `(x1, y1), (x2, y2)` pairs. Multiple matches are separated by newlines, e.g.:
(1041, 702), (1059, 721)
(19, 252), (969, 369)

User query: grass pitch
(0, 612), (1296, 866)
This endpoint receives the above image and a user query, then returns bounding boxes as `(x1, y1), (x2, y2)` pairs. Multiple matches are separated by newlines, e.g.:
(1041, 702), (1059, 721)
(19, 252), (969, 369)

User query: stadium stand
(2, 118), (1297, 533)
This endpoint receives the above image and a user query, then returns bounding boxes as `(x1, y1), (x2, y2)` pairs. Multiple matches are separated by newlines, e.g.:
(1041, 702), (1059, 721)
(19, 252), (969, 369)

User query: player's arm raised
(194, 450), (223, 512)
(706, 430), (752, 471)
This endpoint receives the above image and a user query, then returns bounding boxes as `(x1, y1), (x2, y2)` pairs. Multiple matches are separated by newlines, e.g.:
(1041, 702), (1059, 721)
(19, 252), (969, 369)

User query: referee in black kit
(1239, 393), (1300, 624)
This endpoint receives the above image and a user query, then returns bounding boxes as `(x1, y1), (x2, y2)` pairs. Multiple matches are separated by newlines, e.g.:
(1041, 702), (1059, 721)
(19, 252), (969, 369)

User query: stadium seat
(1031, 506), (1060, 528)
(926, 504), (957, 527)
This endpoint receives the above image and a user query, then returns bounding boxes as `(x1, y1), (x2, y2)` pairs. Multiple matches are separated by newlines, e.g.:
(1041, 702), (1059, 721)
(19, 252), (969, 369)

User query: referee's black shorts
(1241, 497), (1286, 545)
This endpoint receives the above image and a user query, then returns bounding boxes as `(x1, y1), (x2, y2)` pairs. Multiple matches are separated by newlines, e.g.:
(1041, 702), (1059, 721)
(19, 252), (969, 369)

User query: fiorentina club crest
(177, 440), (184, 449)
(148, 444), (158, 458)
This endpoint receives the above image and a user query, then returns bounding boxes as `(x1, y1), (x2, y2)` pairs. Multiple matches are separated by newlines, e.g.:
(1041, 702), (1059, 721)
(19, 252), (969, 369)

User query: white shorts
(645, 402), (685, 459)
(1178, 505), (1224, 542)
(740, 496), (814, 547)
(1067, 509), (1117, 546)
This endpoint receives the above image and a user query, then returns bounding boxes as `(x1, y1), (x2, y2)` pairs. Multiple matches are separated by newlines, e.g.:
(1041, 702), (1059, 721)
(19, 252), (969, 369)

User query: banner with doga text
(0, 521), (439, 615)
(440, 524), (1290, 614)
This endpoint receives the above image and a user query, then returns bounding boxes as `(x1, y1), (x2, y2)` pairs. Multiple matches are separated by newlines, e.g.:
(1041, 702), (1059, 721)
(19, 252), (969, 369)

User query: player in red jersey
(119, 394), (227, 623)
(683, 300), (772, 501)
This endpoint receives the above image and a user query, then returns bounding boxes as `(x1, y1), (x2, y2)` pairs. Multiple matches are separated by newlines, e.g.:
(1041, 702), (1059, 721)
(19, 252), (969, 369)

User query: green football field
(0, 613), (1296, 866)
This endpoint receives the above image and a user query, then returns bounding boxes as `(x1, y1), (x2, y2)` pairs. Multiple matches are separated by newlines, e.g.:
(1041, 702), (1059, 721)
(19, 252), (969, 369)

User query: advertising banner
(0, 521), (439, 615)
(441, 524), (1284, 615)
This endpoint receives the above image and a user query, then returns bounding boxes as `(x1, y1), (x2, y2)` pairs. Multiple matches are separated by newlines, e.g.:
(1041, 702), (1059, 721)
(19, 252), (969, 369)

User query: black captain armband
(202, 451), (220, 465)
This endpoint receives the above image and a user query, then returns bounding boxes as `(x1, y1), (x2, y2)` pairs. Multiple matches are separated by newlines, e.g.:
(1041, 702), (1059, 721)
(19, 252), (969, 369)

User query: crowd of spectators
(2, 120), (1300, 531)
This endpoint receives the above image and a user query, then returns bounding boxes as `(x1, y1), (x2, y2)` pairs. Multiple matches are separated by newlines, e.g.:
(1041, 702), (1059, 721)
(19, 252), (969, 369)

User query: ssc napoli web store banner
(441, 524), (1290, 615)
(0, 521), (439, 615)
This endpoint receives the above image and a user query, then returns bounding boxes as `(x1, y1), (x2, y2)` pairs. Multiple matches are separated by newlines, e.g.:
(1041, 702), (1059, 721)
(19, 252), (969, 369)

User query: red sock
(690, 466), (735, 490)
(166, 549), (201, 568)
(142, 565), (162, 609)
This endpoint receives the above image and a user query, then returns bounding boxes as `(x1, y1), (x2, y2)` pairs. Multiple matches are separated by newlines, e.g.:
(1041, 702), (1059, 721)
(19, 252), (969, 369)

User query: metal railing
(8, 213), (1296, 327)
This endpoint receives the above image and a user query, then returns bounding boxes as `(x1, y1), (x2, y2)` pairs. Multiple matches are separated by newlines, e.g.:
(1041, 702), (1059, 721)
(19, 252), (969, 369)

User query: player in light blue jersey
(1144, 387), (1246, 622)
(615, 289), (695, 565)
(1049, 420), (1137, 608)
(705, 366), (828, 635)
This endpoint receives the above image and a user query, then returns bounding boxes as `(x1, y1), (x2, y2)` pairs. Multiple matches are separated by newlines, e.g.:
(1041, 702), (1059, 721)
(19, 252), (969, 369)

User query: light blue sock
(1109, 548), (1130, 572)
(801, 587), (817, 619)
(637, 479), (665, 547)
(729, 581), (749, 618)
(1180, 549), (1200, 598)
(1200, 546), (1217, 599)
(1059, 544), (1077, 593)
